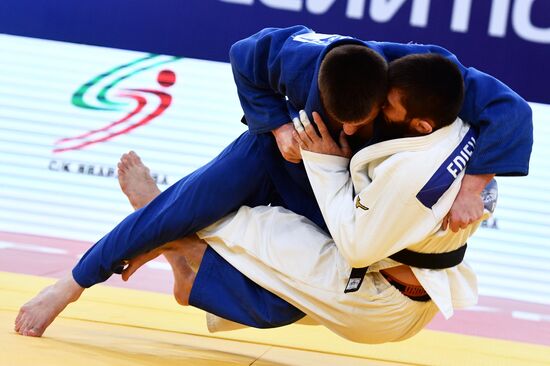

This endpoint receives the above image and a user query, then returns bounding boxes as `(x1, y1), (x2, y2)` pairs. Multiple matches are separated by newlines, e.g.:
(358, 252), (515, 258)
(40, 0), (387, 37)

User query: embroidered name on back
(416, 128), (478, 208)
(446, 136), (476, 178)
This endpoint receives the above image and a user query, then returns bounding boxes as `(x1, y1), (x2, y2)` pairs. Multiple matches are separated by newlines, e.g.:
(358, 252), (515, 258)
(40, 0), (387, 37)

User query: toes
(122, 251), (157, 281)
(15, 306), (30, 332)
(128, 151), (139, 163)
(27, 328), (41, 337)
(15, 310), (23, 331)
(18, 311), (48, 337)
(119, 153), (131, 169)
(14, 318), (22, 332)
(25, 320), (45, 337)
(129, 151), (145, 168)
(117, 162), (126, 175)
(18, 318), (30, 335)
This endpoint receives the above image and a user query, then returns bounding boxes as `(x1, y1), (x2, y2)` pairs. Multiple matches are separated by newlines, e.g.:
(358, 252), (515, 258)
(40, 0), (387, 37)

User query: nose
(343, 123), (359, 135)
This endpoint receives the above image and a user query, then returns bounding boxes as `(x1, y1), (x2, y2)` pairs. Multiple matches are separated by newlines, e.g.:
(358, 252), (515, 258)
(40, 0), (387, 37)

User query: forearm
(301, 150), (355, 247)
(301, 152), (391, 267)
(460, 174), (496, 195)
(229, 26), (317, 134)
(443, 173), (496, 232)
(457, 66), (533, 176)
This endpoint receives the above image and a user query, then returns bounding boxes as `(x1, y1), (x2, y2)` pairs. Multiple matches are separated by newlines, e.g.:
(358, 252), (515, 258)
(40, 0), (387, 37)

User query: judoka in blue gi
(15, 26), (532, 338)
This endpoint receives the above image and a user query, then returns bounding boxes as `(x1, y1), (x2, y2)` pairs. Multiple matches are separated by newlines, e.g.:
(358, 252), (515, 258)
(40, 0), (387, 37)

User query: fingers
(447, 215), (476, 232)
(299, 110), (320, 142)
(292, 117), (304, 133)
(293, 131), (304, 149)
(338, 131), (352, 158)
(295, 113), (314, 146)
(299, 110), (311, 127)
(449, 220), (468, 233)
(312, 112), (330, 139)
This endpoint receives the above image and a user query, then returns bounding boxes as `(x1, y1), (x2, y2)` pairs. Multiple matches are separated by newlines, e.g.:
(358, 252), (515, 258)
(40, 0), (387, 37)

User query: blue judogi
(72, 26), (533, 328)
(230, 26), (532, 175)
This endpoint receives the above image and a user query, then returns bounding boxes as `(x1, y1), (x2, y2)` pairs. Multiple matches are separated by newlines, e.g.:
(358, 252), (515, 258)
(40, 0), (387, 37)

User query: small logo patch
(292, 33), (351, 45)
(355, 196), (369, 211)
(344, 267), (368, 293)
(345, 278), (362, 292)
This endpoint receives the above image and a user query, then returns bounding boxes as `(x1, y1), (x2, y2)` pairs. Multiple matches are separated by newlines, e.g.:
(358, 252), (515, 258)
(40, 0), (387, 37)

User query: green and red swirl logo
(54, 54), (180, 153)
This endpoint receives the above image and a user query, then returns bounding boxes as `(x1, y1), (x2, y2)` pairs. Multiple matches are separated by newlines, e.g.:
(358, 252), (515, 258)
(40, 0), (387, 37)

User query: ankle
(174, 271), (195, 306)
(55, 275), (85, 303)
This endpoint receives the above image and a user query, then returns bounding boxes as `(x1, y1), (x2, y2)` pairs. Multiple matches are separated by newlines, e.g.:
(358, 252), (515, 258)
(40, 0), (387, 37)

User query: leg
(15, 275), (83, 337)
(120, 236), (206, 306)
(118, 152), (205, 305)
(72, 132), (278, 288)
(121, 241), (305, 328)
(13, 152), (207, 338)
(189, 246), (306, 328)
(119, 154), (305, 326)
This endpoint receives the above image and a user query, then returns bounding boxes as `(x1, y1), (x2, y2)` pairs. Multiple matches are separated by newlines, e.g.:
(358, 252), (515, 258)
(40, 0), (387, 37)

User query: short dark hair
(388, 54), (464, 128)
(318, 44), (388, 123)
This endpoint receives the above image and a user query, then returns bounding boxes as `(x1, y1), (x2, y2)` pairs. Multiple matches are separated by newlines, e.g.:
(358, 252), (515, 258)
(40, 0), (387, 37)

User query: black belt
(344, 243), (467, 293)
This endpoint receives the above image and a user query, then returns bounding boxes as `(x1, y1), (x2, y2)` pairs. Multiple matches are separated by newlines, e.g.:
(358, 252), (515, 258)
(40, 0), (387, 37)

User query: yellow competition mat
(1, 272), (549, 366)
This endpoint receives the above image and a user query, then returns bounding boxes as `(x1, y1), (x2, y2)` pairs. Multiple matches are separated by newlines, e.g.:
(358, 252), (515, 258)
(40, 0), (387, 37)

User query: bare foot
(15, 275), (84, 337)
(165, 251), (195, 305)
(122, 239), (205, 306)
(166, 236), (207, 305)
(118, 151), (161, 210)
(117, 152), (204, 305)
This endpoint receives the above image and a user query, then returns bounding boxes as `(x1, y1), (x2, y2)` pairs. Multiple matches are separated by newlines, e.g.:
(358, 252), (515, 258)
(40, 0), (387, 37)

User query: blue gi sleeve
(229, 26), (316, 134)
(376, 42), (533, 176)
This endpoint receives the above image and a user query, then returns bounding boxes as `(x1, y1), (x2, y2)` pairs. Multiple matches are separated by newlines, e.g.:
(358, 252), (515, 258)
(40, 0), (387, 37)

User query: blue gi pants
(72, 131), (326, 327)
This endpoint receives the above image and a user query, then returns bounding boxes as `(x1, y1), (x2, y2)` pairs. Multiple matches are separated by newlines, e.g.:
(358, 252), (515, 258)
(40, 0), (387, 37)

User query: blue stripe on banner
(416, 128), (478, 208)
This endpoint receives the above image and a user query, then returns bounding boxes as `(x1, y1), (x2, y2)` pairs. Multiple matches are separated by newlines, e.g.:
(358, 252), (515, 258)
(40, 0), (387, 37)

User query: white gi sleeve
(302, 150), (438, 268)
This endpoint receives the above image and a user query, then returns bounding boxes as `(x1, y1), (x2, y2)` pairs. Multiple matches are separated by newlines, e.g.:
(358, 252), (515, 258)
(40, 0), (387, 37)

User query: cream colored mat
(1, 272), (548, 366)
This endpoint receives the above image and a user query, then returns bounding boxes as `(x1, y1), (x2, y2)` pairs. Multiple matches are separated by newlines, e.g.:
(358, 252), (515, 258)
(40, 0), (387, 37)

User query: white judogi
(198, 118), (485, 343)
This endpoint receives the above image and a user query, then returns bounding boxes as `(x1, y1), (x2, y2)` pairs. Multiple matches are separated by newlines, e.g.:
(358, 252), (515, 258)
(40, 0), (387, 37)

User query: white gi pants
(198, 206), (439, 343)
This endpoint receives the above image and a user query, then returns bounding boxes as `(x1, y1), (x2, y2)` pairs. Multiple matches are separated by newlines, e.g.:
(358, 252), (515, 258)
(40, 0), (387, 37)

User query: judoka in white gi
(196, 114), (483, 343)
(16, 54), (495, 343)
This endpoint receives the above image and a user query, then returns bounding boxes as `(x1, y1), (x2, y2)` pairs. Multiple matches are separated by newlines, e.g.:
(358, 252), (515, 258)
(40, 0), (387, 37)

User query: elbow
(505, 89), (532, 124)
(229, 41), (243, 65)
(520, 100), (533, 123)
(229, 36), (256, 68)
(514, 98), (533, 140)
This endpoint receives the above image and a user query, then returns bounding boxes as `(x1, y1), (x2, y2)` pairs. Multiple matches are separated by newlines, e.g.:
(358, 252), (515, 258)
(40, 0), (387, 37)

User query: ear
(411, 119), (433, 135)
